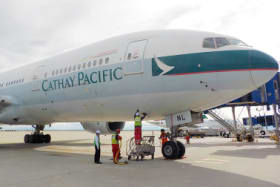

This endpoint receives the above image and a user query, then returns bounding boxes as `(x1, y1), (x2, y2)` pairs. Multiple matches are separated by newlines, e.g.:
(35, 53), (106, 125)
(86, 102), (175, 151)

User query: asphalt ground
(0, 131), (280, 187)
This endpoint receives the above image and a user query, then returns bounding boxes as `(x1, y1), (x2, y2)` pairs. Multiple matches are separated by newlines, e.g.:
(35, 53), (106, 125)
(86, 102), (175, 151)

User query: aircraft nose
(250, 50), (278, 87)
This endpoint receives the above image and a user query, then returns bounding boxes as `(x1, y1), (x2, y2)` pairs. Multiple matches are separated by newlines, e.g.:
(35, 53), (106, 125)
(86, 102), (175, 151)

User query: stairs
(207, 110), (235, 132)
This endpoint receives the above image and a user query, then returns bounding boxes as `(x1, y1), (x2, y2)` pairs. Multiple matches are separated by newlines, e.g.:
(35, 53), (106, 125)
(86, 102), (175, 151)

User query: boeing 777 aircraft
(0, 30), (278, 158)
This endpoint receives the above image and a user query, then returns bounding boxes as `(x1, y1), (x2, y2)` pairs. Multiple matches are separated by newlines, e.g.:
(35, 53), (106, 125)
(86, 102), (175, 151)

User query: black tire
(260, 130), (265, 136)
(151, 153), (154, 160)
(162, 141), (178, 159)
(128, 155), (131, 160)
(44, 134), (51, 143)
(247, 135), (254, 142)
(236, 134), (242, 142)
(24, 134), (30, 144)
(176, 141), (185, 159)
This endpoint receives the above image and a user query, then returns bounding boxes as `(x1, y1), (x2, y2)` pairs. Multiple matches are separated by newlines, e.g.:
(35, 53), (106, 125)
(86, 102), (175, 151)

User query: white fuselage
(0, 30), (278, 125)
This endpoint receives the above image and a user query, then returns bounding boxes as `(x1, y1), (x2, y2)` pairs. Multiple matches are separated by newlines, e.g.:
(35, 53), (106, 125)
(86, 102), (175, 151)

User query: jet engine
(81, 122), (125, 134)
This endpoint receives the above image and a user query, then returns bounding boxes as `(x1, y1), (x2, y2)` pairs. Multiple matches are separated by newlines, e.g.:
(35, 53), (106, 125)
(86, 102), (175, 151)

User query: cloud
(0, 0), (279, 72)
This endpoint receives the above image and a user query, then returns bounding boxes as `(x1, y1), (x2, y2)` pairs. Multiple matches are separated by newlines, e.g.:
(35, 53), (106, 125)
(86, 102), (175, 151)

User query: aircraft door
(32, 65), (46, 92)
(124, 40), (147, 75)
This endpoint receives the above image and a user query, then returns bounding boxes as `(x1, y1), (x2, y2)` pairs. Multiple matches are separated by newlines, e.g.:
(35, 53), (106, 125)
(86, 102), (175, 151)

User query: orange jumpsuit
(112, 133), (122, 163)
(160, 132), (168, 145)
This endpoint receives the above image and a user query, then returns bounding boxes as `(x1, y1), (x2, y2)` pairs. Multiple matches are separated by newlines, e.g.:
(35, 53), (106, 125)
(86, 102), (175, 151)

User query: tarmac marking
(194, 158), (229, 164)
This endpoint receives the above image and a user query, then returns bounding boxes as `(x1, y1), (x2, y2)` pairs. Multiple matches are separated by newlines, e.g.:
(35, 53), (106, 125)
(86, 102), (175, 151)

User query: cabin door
(124, 40), (148, 75)
(32, 65), (46, 92)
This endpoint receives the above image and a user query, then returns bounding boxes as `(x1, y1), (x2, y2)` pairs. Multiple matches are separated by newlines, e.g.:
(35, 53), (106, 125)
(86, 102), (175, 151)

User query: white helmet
(96, 130), (100, 134)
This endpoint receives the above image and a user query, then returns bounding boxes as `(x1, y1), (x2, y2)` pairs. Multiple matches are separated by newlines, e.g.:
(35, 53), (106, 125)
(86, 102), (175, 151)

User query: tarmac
(1, 130), (280, 187)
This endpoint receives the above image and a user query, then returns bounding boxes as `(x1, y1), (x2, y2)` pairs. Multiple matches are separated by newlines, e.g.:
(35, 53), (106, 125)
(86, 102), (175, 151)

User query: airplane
(0, 30), (278, 159)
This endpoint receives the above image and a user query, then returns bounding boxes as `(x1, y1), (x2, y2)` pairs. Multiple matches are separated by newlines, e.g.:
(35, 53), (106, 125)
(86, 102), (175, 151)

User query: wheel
(151, 153), (154, 160)
(24, 134), (30, 143)
(128, 155), (131, 160)
(44, 134), (51, 143)
(162, 141), (178, 159)
(247, 135), (254, 142)
(260, 130), (266, 136)
(176, 141), (185, 158)
(141, 154), (144, 160)
(236, 134), (242, 142)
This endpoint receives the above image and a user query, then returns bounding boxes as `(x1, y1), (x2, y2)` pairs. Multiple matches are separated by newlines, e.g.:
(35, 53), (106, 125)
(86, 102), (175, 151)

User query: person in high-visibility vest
(185, 131), (190, 144)
(94, 130), (102, 164)
(159, 129), (168, 145)
(112, 129), (122, 164)
(134, 109), (147, 145)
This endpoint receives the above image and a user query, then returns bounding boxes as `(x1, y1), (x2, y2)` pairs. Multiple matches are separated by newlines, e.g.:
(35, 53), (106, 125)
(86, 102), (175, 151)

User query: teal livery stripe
(152, 50), (278, 76)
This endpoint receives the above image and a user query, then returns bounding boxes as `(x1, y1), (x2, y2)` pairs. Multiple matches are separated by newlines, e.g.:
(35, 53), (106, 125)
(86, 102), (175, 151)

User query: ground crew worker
(112, 129), (122, 164)
(185, 131), (190, 144)
(159, 129), (168, 146)
(134, 109), (147, 145)
(94, 130), (102, 164)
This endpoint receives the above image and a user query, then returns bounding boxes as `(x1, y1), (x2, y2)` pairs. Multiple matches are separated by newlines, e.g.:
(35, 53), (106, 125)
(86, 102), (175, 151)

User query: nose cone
(250, 50), (279, 87)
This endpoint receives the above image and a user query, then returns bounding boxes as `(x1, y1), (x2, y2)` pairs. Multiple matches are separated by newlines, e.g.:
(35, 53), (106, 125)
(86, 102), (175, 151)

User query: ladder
(207, 110), (235, 132)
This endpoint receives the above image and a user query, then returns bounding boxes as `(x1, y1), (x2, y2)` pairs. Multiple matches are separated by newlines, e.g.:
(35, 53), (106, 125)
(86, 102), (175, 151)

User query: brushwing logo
(152, 54), (174, 76)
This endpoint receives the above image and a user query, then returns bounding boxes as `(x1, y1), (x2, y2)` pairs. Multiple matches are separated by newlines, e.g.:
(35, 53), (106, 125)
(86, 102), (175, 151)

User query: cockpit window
(215, 37), (230, 48)
(227, 38), (248, 46)
(203, 37), (248, 49)
(203, 38), (215, 48)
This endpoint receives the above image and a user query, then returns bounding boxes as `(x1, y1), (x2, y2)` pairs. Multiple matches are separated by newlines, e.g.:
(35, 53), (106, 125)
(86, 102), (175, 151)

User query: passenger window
(203, 38), (216, 48)
(83, 63), (86, 69)
(215, 37), (230, 48)
(64, 67), (67, 73)
(68, 66), (72, 72)
(88, 61), (91, 68)
(60, 69), (63, 74)
(78, 64), (81, 70)
(73, 65), (76, 71)
(127, 53), (132, 60)
(56, 70), (59, 75)
(44, 72), (48, 78)
(105, 57), (109, 64)
(93, 60), (97, 66)
(52, 71), (55, 76)
(99, 59), (103, 65)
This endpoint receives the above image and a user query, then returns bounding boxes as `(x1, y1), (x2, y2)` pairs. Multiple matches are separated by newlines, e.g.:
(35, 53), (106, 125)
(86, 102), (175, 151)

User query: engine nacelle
(81, 122), (125, 134)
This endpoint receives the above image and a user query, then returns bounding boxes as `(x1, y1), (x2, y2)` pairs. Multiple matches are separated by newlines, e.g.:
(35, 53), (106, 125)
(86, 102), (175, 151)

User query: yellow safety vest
(94, 136), (101, 146)
(112, 134), (118, 145)
(135, 116), (142, 127)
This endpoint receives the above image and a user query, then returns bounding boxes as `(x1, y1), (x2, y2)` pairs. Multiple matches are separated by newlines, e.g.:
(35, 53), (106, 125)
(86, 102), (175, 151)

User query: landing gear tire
(44, 134), (51, 143)
(24, 134), (51, 144)
(176, 141), (185, 159)
(24, 134), (30, 143)
(162, 141), (178, 159)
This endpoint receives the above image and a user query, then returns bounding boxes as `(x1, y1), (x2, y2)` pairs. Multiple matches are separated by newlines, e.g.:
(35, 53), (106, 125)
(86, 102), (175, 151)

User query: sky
(0, 0), (279, 129)
(0, 0), (279, 71)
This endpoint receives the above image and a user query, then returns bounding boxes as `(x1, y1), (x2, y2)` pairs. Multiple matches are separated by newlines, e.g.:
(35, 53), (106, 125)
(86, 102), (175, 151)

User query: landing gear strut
(162, 126), (185, 159)
(24, 125), (51, 144)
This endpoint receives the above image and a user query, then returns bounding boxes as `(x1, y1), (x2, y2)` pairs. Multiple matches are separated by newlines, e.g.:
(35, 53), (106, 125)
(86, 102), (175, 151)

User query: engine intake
(81, 122), (125, 134)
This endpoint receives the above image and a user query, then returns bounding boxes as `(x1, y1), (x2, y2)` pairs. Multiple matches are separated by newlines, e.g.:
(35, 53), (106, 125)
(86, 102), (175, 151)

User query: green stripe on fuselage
(152, 50), (275, 76)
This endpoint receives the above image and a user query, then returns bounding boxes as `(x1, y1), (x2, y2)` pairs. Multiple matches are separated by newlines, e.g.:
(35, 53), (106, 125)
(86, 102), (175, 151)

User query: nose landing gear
(162, 127), (186, 159)
(24, 125), (51, 144)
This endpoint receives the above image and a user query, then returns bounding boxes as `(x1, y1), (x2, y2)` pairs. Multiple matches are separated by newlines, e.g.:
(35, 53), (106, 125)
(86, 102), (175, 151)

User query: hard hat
(116, 129), (120, 133)
(135, 112), (140, 116)
(96, 130), (100, 134)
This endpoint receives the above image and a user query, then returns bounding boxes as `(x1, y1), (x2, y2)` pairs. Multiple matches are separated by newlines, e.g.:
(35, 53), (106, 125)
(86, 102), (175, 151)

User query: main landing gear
(24, 125), (51, 144)
(162, 127), (185, 159)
